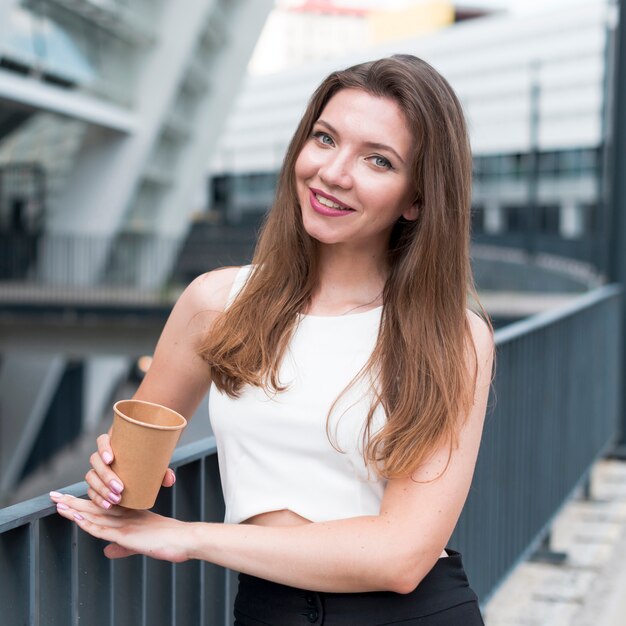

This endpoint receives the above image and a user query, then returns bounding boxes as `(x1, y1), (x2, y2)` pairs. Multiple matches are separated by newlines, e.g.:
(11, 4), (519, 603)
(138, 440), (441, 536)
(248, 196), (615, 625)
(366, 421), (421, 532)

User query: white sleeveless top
(208, 265), (388, 524)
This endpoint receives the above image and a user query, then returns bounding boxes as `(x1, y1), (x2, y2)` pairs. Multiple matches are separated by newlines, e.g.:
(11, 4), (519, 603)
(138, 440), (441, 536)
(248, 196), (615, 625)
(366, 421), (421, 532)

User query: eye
(370, 155), (393, 170)
(312, 131), (334, 146)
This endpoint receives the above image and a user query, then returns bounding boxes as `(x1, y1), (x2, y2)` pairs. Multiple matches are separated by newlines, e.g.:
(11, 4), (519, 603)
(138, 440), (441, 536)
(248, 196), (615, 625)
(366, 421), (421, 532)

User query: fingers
(86, 455), (123, 508)
(50, 491), (124, 522)
(55, 502), (112, 542)
(97, 432), (114, 465)
(162, 468), (176, 488)
(51, 492), (186, 563)
(104, 543), (137, 559)
(87, 487), (117, 511)
(87, 435), (124, 509)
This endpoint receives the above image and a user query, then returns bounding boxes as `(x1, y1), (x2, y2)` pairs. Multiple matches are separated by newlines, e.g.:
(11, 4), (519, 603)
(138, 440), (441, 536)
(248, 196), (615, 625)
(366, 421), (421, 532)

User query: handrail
(494, 283), (621, 343)
(0, 438), (219, 534)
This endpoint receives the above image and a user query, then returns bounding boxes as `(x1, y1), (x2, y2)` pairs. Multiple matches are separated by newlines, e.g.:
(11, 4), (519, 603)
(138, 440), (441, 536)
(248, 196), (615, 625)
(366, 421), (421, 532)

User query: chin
(300, 215), (341, 245)
(303, 228), (339, 246)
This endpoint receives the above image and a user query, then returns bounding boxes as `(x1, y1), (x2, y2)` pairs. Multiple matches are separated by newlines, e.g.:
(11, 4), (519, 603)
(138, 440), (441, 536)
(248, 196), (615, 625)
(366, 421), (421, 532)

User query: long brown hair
(200, 54), (491, 479)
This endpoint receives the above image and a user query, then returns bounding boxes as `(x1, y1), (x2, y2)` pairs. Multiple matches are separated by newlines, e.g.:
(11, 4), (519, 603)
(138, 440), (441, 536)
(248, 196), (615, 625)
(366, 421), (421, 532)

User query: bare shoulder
(464, 309), (495, 389)
(133, 266), (243, 413)
(178, 266), (243, 317)
(163, 266), (243, 345)
(465, 308), (494, 359)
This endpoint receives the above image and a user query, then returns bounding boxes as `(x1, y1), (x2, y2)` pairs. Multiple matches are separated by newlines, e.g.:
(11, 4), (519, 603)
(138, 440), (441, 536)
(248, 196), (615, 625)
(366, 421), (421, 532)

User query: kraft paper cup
(110, 399), (187, 509)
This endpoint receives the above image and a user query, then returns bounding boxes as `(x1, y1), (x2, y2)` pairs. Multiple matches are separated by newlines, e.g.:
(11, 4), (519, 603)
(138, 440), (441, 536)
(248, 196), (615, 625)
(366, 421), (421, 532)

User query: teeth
(316, 193), (350, 210)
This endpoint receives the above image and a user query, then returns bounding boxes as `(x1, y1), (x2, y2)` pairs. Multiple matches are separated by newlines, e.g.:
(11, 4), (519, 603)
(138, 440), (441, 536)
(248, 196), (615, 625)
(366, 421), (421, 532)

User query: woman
(51, 54), (494, 625)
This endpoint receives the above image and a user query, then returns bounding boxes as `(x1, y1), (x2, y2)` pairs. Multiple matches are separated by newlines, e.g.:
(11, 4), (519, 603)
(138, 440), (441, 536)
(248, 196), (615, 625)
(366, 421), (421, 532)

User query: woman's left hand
(49, 491), (192, 562)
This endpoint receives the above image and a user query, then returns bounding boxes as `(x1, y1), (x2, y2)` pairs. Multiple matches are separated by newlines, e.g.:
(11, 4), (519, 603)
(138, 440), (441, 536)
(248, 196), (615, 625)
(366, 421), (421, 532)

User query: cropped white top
(208, 265), (388, 524)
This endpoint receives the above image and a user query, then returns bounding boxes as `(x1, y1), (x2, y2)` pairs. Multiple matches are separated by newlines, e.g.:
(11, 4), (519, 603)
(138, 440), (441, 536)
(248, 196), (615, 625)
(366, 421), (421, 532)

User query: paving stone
(486, 598), (581, 626)
(558, 542), (612, 569)
(531, 569), (596, 602)
(484, 459), (626, 626)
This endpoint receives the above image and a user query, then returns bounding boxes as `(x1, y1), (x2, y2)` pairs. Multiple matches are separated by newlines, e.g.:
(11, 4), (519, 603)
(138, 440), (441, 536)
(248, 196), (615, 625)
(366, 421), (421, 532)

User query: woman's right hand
(86, 432), (176, 510)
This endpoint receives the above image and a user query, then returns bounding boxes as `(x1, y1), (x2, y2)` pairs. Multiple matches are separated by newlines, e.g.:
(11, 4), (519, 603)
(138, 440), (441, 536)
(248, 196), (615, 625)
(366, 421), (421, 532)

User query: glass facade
(471, 147), (601, 240)
(473, 147), (600, 183)
(0, 112), (86, 233)
(2, 1), (159, 106)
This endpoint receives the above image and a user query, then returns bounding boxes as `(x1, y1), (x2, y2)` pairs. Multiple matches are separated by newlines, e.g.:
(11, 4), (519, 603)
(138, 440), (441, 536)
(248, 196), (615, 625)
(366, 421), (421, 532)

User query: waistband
(235, 549), (480, 626)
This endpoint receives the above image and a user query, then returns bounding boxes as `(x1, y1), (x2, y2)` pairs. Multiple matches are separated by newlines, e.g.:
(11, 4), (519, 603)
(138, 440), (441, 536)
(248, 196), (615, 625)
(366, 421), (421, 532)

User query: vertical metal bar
(201, 453), (229, 626)
(199, 457), (207, 626)
(225, 569), (239, 626)
(0, 524), (30, 625)
(30, 520), (39, 626)
(71, 524), (78, 626)
(141, 556), (147, 626)
(146, 487), (174, 625)
(38, 514), (72, 625)
(173, 460), (203, 626)
(172, 473), (178, 626)
(607, 0), (626, 449)
(76, 524), (111, 625)
(110, 550), (114, 626)
(111, 554), (144, 625)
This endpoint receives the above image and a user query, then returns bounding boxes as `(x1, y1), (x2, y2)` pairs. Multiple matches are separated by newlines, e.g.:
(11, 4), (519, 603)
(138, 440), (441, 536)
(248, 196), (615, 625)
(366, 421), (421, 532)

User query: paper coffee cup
(110, 399), (187, 509)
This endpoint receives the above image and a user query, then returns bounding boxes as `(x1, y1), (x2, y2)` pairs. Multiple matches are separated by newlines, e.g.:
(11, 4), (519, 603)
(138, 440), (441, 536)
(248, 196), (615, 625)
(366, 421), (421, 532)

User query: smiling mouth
(313, 191), (354, 211)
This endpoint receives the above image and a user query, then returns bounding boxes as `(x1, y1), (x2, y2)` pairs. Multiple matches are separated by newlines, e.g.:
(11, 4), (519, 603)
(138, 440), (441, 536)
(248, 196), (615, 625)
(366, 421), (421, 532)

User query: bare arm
(85, 267), (240, 508)
(54, 311), (494, 593)
(129, 269), (233, 414)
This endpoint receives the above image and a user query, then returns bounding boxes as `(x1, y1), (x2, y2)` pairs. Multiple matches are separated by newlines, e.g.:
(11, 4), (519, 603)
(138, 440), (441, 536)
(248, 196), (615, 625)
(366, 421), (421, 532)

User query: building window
(539, 204), (560, 234)
(583, 202), (597, 233)
(471, 205), (484, 234)
(503, 205), (525, 233)
(538, 151), (559, 176)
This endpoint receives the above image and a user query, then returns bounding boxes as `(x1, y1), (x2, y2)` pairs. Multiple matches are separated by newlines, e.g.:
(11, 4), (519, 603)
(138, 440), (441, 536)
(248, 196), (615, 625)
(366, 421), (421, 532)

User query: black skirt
(233, 549), (484, 626)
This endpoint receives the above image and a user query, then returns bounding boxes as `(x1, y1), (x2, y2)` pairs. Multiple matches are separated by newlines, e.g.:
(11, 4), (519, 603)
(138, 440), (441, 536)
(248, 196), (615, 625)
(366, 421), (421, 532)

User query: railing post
(607, 0), (626, 454)
(529, 531), (568, 565)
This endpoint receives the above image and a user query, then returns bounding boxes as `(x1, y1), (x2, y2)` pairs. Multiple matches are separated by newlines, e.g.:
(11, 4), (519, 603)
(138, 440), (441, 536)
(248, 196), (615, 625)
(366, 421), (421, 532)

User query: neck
(308, 244), (388, 314)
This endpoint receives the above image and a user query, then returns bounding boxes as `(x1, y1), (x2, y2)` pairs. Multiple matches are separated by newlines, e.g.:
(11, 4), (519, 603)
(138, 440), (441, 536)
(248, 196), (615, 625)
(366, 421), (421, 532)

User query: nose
(318, 150), (353, 190)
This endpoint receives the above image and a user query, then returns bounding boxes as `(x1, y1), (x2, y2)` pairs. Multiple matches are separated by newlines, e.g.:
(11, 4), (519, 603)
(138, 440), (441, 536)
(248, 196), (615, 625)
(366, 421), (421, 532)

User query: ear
(401, 202), (419, 221)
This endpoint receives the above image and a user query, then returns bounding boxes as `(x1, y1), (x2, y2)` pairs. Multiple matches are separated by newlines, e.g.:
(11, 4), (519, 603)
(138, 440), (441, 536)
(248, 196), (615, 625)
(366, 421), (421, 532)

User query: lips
(309, 187), (354, 217)
(309, 187), (354, 211)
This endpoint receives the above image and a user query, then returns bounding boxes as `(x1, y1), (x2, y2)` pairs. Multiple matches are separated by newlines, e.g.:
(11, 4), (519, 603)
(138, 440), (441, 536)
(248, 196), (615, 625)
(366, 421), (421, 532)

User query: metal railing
(0, 285), (622, 624)
(0, 438), (235, 626)
(454, 283), (622, 600)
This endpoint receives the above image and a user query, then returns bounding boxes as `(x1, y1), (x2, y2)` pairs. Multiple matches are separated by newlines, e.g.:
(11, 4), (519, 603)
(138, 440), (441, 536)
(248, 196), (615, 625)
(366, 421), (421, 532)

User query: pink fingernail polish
(102, 500), (111, 510)
(73, 513), (84, 521)
(108, 492), (121, 504)
(49, 491), (62, 499)
(102, 451), (113, 464)
(56, 502), (69, 510)
(110, 480), (123, 494)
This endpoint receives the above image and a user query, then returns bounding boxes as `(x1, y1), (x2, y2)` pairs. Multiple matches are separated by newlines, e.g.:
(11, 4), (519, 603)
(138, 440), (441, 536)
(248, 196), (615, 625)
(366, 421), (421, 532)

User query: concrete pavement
(484, 458), (626, 626)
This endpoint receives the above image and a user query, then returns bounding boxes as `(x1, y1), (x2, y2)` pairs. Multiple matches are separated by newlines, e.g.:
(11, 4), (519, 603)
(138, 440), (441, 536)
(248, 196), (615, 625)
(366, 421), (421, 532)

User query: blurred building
(248, 0), (493, 76)
(0, 0), (273, 503)
(209, 0), (612, 272)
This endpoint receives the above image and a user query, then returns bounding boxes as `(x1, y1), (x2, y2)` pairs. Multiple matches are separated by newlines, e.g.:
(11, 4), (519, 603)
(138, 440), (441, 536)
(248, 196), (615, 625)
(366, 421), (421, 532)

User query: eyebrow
(315, 119), (406, 165)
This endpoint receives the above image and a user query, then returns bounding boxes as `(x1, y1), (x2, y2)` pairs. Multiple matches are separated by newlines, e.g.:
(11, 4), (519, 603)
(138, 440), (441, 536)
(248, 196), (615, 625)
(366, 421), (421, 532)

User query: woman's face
(295, 88), (418, 252)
